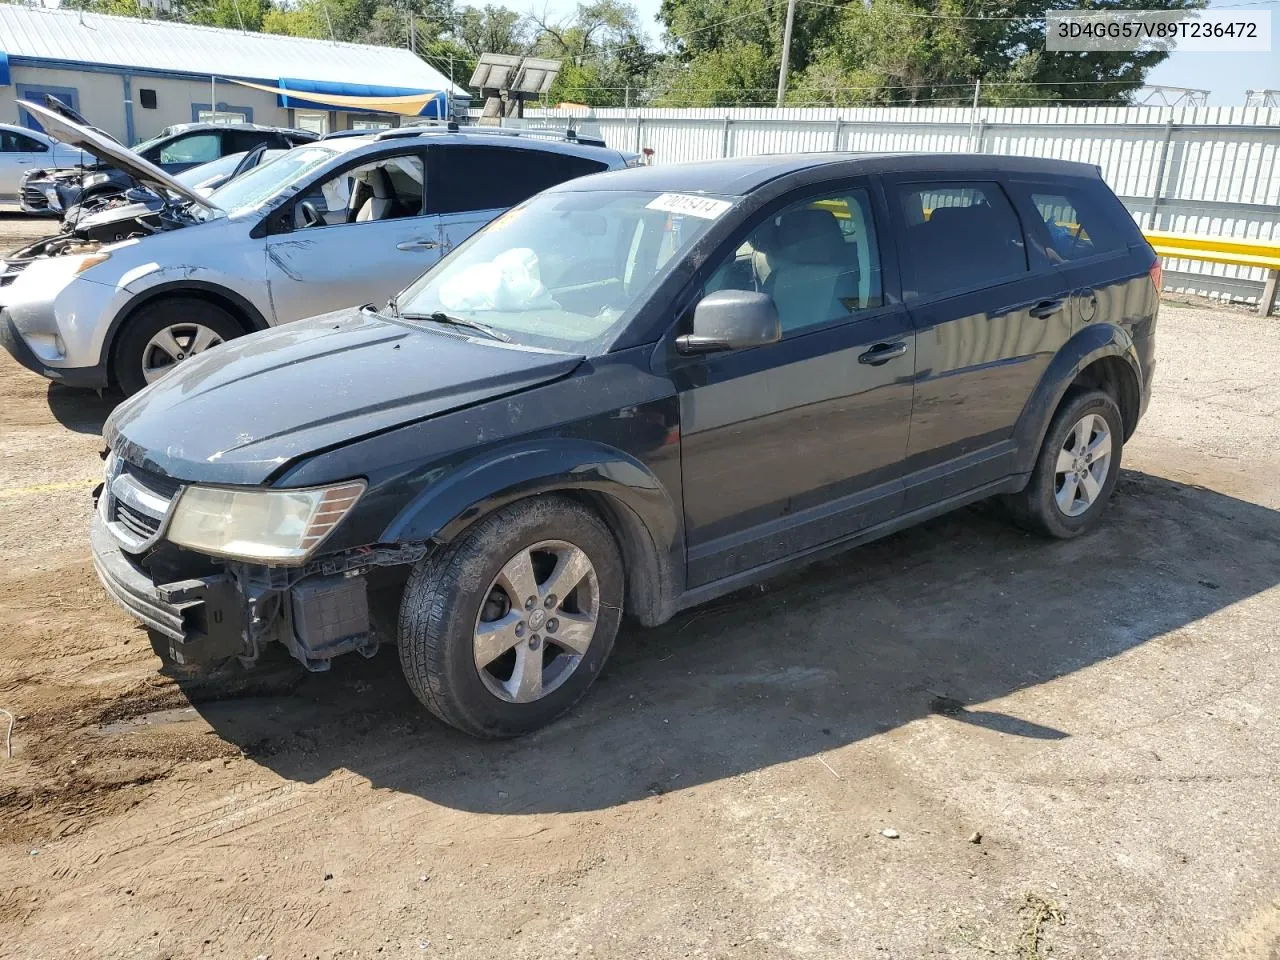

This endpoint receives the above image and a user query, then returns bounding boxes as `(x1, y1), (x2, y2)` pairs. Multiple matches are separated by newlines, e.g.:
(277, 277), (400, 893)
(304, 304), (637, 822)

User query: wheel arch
(1012, 322), (1144, 475)
(382, 440), (685, 627)
(101, 281), (271, 377)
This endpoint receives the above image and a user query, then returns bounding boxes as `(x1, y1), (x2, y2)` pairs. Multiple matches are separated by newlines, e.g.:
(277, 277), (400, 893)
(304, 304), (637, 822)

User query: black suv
(92, 153), (1159, 738)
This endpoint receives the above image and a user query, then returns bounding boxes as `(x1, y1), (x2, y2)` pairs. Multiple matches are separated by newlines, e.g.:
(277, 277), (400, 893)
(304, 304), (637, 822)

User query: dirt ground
(0, 213), (1278, 960)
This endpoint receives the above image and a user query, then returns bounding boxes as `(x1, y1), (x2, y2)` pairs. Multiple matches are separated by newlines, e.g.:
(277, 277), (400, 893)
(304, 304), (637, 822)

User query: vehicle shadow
(171, 468), (1280, 814)
(46, 382), (118, 435)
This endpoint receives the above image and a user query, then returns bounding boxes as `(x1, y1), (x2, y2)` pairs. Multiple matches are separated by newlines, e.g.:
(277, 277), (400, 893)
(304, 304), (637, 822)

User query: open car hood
(17, 100), (220, 213)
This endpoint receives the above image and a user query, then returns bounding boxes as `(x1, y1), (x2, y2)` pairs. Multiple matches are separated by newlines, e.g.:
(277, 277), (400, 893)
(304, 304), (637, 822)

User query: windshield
(395, 189), (735, 352)
(204, 145), (337, 217)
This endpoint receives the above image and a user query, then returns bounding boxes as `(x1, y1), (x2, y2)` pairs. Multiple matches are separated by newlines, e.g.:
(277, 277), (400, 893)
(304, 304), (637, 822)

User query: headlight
(84, 172), (110, 188)
(70, 253), (111, 274)
(44, 186), (62, 208)
(167, 481), (366, 565)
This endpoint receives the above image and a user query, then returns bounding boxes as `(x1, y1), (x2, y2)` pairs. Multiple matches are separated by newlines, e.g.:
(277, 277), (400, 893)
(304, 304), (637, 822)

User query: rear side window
(893, 181), (1027, 299)
(225, 130), (274, 154)
(429, 145), (608, 215)
(1012, 182), (1128, 264)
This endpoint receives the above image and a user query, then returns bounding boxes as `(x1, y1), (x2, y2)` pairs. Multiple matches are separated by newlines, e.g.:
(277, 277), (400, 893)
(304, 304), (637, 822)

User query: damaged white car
(0, 99), (635, 394)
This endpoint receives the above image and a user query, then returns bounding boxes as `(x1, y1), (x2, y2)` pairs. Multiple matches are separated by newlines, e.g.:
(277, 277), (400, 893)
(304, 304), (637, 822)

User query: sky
(526, 0), (1280, 105)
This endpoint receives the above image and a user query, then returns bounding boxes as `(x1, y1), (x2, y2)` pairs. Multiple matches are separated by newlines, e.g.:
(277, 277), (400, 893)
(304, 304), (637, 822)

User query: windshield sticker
(645, 193), (732, 220)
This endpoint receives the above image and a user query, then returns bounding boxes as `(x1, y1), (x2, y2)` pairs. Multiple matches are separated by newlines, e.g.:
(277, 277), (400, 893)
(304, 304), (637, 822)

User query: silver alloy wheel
(141, 323), (225, 383)
(472, 539), (600, 703)
(1054, 412), (1113, 517)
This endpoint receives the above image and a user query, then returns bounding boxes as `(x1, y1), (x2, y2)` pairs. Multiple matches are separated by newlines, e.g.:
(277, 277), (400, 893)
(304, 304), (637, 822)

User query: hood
(17, 100), (218, 213)
(105, 307), (584, 486)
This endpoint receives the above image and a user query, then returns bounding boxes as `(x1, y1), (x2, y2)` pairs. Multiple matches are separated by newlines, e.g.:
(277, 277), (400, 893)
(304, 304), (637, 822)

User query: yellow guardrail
(1142, 229), (1280, 316)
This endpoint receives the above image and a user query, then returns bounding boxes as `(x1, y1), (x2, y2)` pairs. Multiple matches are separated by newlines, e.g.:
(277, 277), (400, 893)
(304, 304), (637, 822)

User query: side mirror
(676, 289), (782, 354)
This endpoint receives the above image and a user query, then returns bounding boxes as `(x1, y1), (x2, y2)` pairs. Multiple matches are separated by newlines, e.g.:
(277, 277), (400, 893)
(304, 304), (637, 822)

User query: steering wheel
(297, 200), (323, 228)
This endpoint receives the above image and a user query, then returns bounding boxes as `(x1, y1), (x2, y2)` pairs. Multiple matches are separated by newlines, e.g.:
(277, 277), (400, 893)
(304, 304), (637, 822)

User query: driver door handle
(858, 341), (909, 366)
(396, 239), (440, 252)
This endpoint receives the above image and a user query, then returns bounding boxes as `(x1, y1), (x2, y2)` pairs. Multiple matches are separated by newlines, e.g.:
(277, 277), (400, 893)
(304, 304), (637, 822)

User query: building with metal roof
(0, 5), (464, 143)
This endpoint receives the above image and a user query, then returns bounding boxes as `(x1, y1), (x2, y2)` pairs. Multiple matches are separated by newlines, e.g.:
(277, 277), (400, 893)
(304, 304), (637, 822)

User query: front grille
(104, 459), (182, 553)
(21, 185), (49, 211)
(122, 461), (182, 500)
(115, 501), (161, 540)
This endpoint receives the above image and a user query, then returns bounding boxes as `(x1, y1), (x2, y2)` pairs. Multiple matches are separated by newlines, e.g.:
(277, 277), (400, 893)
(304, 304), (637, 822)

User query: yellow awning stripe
(227, 78), (443, 117)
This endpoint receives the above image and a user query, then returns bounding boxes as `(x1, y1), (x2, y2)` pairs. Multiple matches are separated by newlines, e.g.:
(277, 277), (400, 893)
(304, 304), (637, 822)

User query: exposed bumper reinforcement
(90, 514), (245, 664)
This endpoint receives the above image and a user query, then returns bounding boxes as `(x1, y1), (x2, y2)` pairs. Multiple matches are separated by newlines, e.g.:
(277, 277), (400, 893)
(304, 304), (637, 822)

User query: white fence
(506, 105), (1280, 305)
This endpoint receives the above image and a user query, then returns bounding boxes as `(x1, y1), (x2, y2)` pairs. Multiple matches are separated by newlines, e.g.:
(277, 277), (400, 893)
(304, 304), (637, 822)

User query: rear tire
(114, 298), (243, 395)
(1004, 388), (1124, 539)
(398, 496), (624, 739)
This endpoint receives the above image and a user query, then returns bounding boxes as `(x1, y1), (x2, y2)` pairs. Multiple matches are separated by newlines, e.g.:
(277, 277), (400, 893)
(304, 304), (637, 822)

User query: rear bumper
(90, 513), (246, 664)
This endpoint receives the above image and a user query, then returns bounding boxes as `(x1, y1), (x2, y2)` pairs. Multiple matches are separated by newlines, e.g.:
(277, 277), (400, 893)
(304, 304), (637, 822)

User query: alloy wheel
(141, 323), (224, 383)
(1054, 413), (1113, 517)
(472, 539), (600, 703)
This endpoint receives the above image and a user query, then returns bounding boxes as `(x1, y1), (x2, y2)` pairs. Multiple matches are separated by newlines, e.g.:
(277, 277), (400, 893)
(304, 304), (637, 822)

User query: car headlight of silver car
(167, 481), (366, 565)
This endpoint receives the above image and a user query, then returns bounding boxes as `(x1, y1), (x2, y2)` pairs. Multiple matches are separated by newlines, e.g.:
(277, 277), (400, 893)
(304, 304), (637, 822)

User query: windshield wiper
(398, 310), (511, 343)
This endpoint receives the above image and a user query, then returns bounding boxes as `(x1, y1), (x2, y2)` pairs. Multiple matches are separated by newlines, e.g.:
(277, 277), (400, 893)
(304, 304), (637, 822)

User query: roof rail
(376, 119), (460, 140)
(447, 124), (609, 148)
(376, 120), (608, 149)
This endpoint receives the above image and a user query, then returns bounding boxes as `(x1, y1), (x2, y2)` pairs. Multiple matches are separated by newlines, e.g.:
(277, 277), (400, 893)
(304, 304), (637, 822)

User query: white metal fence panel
(502, 105), (1280, 303)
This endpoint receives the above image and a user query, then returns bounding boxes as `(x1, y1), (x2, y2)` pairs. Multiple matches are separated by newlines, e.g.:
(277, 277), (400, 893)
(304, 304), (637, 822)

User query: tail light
(1148, 259), (1163, 292)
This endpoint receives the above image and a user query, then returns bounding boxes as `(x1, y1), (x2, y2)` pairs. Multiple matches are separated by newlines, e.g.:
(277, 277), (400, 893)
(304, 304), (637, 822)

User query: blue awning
(276, 77), (447, 117)
(0, 51), (11, 87)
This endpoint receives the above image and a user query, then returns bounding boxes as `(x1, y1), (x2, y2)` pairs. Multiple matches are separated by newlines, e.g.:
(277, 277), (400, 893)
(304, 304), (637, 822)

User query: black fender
(383, 439), (685, 626)
(99, 280), (272, 368)
(1011, 322), (1143, 476)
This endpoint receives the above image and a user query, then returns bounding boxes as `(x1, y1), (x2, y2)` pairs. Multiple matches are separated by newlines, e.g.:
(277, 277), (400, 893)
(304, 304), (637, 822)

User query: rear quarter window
(1008, 179), (1132, 264)
(428, 145), (608, 215)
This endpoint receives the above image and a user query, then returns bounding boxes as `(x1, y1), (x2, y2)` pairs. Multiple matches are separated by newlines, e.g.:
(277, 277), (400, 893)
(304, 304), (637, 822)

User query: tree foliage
(56, 0), (1202, 107)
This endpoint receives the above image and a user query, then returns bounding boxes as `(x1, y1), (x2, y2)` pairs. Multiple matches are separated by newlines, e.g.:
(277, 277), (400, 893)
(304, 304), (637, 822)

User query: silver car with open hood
(0, 99), (635, 394)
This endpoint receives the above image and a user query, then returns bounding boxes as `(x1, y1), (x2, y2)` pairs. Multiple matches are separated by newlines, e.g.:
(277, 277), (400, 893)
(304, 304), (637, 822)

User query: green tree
(531, 1), (658, 106)
(651, 39), (776, 105)
(662, 0), (1207, 107)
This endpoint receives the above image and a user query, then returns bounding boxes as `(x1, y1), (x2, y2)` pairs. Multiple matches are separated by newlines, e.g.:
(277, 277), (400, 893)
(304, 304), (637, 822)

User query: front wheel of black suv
(398, 495), (624, 738)
(1004, 387), (1125, 539)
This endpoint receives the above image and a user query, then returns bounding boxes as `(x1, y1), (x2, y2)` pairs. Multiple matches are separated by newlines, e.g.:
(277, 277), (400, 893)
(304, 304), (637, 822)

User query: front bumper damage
(90, 512), (422, 671)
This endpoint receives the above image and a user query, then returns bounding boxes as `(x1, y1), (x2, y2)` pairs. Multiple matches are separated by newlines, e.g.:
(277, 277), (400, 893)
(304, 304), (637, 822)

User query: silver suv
(0, 100), (636, 394)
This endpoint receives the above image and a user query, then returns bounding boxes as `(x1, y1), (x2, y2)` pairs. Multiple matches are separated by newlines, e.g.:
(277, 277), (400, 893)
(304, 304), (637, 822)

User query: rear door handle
(1029, 298), (1065, 319)
(858, 341), (909, 365)
(396, 239), (440, 252)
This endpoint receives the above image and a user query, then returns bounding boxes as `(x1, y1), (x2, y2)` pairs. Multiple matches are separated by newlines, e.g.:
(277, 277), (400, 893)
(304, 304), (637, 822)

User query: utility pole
(776, 0), (798, 107)
(408, 11), (415, 51)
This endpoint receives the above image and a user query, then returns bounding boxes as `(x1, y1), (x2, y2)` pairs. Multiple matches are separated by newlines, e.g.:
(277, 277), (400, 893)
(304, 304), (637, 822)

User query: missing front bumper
(90, 513), (379, 671)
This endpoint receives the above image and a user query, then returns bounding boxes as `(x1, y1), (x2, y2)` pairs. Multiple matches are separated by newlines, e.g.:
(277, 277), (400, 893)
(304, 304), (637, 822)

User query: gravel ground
(0, 213), (1277, 959)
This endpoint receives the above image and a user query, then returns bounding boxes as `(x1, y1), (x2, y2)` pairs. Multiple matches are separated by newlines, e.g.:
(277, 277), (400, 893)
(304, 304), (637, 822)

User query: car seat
(352, 167), (398, 222)
(759, 208), (859, 332)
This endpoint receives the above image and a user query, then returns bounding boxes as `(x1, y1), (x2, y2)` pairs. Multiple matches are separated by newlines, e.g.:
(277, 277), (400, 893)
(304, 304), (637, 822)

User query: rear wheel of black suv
(397, 496), (624, 738)
(1004, 387), (1124, 539)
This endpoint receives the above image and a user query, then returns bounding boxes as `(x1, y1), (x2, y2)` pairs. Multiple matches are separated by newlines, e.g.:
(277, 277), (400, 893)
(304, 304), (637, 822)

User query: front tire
(398, 496), (624, 738)
(114, 298), (243, 395)
(1005, 387), (1124, 539)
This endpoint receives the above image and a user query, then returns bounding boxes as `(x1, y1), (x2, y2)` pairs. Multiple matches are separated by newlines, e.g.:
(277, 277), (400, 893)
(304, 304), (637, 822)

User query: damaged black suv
(93, 152), (1159, 738)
